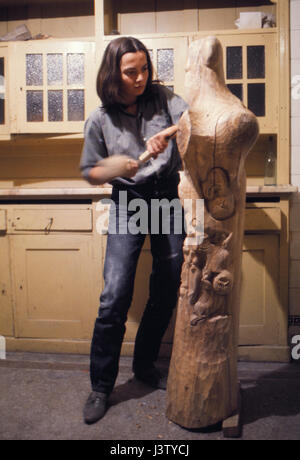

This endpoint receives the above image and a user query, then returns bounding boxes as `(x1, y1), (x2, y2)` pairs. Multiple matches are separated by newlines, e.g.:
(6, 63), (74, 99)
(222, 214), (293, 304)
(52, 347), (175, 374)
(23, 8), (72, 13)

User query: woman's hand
(146, 132), (169, 159)
(123, 158), (139, 178)
(144, 125), (178, 160)
(87, 155), (139, 185)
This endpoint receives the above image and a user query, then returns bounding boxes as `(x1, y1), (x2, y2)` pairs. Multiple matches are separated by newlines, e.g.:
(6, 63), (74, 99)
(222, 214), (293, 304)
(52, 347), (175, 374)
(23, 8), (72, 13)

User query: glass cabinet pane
(47, 54), (63, 86)
(226, 46), (242, 79)
(248, 83), (265, 116)
(67, 54), (84, 85)
(0, 57), (4, 124)
(68, 89), (84, 121)
(26, 54), (43, 86)
(247, 46), (265, 79)
(227, 83), (243, 101)
(27, 90), (43, 122)
(48, 90), (63, 121)
(157, 49), (174, 81)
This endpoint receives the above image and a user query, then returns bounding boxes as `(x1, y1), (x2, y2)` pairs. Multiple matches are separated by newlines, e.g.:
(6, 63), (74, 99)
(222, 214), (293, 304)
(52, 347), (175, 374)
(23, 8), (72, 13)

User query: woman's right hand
(88, 155), (139, 185)
(123, 158), (139, 178)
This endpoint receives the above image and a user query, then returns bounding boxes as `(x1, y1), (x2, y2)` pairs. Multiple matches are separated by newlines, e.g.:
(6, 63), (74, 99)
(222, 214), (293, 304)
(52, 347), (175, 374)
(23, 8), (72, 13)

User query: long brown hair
(96, 36), (157, 111)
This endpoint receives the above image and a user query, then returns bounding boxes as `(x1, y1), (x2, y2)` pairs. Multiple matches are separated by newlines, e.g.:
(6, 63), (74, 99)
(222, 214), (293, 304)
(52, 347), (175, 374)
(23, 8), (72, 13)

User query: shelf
(246, 185), (298, 195)
(0, 187), (112, 199)
(0, 185), (297, 200)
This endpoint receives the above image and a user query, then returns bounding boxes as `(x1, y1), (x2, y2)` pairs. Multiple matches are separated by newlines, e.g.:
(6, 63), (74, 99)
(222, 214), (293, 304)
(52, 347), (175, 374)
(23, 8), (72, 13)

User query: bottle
(264, 136), (277, 186)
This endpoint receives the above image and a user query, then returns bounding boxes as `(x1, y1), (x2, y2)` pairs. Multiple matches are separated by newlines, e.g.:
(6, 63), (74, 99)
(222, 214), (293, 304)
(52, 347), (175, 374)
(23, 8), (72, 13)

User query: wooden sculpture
(166, 36), (259, 430)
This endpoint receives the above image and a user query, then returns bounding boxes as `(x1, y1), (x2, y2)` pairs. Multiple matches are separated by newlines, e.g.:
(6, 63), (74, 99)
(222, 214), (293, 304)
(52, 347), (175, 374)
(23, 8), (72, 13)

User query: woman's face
(119, 51), (149, 104)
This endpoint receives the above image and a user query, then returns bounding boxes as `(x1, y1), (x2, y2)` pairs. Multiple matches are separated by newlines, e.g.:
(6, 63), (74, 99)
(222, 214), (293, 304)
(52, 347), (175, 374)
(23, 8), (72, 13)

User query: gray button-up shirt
(80, 85), (188, 187)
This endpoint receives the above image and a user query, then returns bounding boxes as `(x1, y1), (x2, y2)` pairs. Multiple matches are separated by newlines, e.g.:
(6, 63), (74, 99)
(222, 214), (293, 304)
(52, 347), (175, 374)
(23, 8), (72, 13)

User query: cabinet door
(11, 41), (96, 133)
(191, 31), (278, 134)
(221, 32), (278, 134)
(11, 235), (95, 340)
(0, 232), (14, 336)
(0, 46), (9, 138)
(142, 37), (188, 98)
(239, 234), (281, 345)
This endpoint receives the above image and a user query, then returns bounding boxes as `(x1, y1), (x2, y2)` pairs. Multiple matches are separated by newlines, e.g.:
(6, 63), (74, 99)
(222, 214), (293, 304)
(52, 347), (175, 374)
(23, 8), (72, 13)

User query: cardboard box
(239, 12), (263, 29)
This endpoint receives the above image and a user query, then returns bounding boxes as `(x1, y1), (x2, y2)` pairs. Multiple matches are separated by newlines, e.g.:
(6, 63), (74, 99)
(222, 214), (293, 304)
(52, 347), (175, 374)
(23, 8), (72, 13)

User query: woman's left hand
(146, 132), (170, 159)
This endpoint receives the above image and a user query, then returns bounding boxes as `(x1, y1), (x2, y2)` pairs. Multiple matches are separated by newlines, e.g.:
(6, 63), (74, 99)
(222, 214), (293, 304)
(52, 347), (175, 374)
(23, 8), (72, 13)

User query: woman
(80, 36), (188, 425)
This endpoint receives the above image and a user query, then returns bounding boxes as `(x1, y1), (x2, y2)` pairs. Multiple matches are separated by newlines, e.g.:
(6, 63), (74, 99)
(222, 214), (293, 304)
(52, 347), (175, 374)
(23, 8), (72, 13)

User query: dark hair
(96, 36), (156, 110)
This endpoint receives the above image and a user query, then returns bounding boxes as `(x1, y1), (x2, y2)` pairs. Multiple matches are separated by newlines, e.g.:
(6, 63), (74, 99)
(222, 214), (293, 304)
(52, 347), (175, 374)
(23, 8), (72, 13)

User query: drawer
(11, 209), (92, 232)
(244, 207), (281, 232)
(0, 209), (7, 231)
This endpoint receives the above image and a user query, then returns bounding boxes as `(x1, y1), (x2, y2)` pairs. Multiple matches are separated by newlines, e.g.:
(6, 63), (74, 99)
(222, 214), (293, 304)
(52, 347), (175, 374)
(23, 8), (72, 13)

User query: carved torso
(166, 37), (259, 428)
(176, 37), (259, 326)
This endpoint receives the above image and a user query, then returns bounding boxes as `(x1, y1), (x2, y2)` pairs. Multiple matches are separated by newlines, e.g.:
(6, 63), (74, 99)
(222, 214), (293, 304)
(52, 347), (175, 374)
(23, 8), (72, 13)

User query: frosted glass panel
(27, 90), (43, 122)
(248, 83), (265, 117)
(26, 54), (43, 86)
(68, 89), (84, 121)
(67, 54), (84, 85)
(157, 49), (174, 81)
(247, 46), (265, 79)
(47, 54), (63, 86)
(227, 83), (243, 101)
(226, 46), (242, 79)
(48, 90), (63, 122)
(0, 57), (4, 124)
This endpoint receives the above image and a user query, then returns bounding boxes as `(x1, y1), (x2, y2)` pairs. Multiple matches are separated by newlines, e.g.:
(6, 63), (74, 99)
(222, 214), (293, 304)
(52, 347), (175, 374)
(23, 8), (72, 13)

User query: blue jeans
(90, 176), (185, 394)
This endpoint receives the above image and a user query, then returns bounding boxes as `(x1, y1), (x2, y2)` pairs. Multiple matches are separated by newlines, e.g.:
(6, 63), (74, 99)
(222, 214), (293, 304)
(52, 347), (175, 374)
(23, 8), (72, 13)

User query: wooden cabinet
(0, 45), (9, 139)
(11, 234), (94, 340)
(9, 40), (97, 134)
(212, 31), (278, 134)
(0, 213), (14, 336)
(238, 202), (290, 361)
(240, 234), (281, 345)
(0, 202), (105, 352)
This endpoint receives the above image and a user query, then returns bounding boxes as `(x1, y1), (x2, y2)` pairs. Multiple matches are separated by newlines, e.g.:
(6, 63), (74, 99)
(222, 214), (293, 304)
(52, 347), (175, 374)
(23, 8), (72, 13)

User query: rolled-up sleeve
(80, 110), (108, 181)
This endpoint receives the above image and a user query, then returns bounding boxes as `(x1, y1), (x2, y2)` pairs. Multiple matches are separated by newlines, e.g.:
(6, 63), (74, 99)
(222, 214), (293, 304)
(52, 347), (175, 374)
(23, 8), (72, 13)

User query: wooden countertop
(0, 184), (297, 199)
(246, 185), (298, 195)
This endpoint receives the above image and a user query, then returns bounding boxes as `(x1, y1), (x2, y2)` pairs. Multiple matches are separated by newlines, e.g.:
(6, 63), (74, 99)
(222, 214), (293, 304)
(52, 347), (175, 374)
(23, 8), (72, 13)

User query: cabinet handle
(45, 217), (53, 234)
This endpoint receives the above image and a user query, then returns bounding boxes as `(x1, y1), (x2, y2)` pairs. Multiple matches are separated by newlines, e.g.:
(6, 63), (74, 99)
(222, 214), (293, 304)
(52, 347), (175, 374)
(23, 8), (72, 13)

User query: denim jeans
(90, 175), (185, 394)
